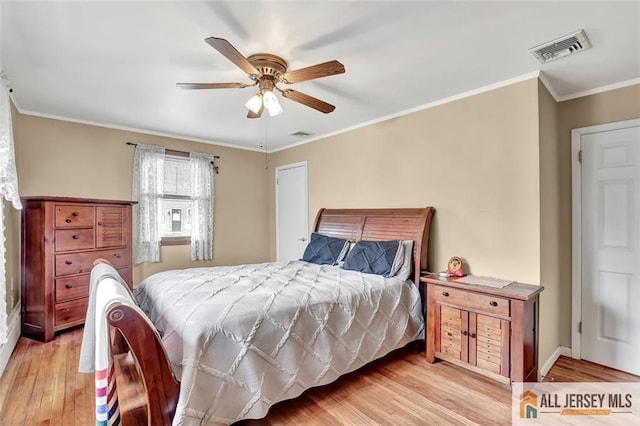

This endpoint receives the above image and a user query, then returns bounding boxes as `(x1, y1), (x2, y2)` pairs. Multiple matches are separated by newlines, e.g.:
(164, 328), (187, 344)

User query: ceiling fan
(177, 37), (345, 119)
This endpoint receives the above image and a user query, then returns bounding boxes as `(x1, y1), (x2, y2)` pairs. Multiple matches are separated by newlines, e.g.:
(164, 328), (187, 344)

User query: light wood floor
(1, 329), (638, 425)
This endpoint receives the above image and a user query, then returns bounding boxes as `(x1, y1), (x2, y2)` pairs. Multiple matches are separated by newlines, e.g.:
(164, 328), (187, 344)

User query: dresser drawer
(55, 228), (95, 252)
(55, 248), (129, 276)
(434, 285), (510, 317)
(55, 274), (90, 302)
(55, 298), (88, 327)
(55, 205), (94, 228)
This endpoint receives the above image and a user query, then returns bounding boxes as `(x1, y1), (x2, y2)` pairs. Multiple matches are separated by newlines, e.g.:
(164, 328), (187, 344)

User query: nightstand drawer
(434, 285), (510, 317)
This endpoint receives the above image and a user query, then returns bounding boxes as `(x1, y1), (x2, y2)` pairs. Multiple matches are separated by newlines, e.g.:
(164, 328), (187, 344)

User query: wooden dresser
(21, 196), (135, 342)
(421, 275), (543, 384)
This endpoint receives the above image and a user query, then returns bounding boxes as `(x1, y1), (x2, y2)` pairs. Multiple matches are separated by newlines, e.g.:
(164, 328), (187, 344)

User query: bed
(105, 207), (434, 425)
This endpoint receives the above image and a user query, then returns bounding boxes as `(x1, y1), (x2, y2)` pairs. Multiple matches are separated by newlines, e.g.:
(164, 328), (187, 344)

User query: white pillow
(336, 241), (356, 267)
(393, 240), (415, 281)
(389, 241), (405, 277)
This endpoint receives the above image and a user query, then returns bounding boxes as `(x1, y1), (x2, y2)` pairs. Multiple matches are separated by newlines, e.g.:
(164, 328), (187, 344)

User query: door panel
(581, 125), (640, 375)
(276, 163), (308, 261)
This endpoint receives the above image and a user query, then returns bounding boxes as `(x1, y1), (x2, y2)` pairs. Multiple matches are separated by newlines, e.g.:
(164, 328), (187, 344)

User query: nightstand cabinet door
(474, 313), (510, 376)
(436, 305), (468, 361)
(433, 306), (509, 377)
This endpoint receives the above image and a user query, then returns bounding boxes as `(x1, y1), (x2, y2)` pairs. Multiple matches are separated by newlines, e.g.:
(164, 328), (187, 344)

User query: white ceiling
(2, 1), (639, 152)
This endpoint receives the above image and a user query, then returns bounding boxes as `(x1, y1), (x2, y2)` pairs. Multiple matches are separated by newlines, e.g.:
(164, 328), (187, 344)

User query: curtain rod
(126, 142), (220, 174)
(126, 142), (220, 159)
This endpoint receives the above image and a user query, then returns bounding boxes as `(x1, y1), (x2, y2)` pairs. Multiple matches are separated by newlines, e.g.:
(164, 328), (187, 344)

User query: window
(161, 156), (192, 242)
(133, 144), (215, 263)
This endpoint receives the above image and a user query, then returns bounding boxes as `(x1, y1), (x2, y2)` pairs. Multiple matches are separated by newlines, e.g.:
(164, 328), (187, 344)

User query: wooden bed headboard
(313, 207), (435, 284)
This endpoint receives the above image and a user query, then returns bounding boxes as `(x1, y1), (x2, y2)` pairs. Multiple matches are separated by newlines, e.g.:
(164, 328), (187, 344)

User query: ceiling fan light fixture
(179, 38), (344, 118)
(245, 93), (263, 114)
(263, 90), (283, 116)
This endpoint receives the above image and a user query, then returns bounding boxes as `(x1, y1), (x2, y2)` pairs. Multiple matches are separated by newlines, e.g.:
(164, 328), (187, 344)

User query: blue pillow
(341, 240), (402, 277)
(301, 233), (350, 265)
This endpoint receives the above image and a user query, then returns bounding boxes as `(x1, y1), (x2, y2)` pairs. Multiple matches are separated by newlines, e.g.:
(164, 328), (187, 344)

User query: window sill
(161, 236), (191, 246)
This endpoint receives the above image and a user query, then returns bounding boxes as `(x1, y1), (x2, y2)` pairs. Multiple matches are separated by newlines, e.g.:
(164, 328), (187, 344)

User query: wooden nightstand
(421, 275), (544, 384)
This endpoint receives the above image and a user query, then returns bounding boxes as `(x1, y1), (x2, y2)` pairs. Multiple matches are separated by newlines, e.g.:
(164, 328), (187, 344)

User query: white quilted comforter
(135, 260), (424, 425)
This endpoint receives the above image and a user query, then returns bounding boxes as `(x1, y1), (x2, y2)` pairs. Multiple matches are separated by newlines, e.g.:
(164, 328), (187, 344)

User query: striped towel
(80, 264), (137, 426)
(94, 277), (124, 425)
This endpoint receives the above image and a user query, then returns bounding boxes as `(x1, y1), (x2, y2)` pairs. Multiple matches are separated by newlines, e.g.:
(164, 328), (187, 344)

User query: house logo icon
(520, 390), (538, 419)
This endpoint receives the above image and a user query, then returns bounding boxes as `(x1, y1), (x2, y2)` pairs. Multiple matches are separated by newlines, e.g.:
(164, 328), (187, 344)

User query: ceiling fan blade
(205, 37), (260, 76)
(281, 60), (345, 84)
(280, 89), (336, 114)
(176, 82), (249, 90)
(247, 105), (264, 119)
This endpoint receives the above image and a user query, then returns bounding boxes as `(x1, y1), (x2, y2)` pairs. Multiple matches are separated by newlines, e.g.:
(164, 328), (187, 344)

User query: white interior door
(581, 124), (640, 375)
(276, 162), (308, 262)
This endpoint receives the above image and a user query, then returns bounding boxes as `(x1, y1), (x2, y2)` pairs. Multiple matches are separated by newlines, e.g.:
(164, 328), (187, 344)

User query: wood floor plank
(0, 337), (29, 414)
(1, 329), (639, 425)
(543, 356), (640, 383)
(49, 335), (67, 426)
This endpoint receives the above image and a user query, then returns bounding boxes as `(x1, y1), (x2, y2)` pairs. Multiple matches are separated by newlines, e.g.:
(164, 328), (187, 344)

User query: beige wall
(270, 79), (542, 284)
(14, 114), (271, 284)
(555, 83), (640, 349)
(538, 80), (563, 366)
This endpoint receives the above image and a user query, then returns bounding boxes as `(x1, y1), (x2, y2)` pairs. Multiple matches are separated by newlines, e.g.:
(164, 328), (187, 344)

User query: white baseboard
(0, 303), (21, 377)
(539, 345), (572, 381)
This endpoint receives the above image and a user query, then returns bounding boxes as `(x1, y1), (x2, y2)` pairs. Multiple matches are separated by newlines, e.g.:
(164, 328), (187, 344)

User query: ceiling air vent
(290, 130), (312, 137)
(529, 29), (591, 63)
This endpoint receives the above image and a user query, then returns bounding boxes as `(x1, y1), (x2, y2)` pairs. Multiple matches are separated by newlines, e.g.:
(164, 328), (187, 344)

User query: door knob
(297, 237), (307, 242)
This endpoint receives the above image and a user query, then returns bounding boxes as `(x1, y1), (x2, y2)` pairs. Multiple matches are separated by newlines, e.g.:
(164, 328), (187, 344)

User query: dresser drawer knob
(65, 284), (73, 289)
(72, 234), (80, 239)
(65, 260), (73, 265)
(114, 253), (122, 258)
(469, 332), (476, 338)
(98, 221), (104, 226)
(65, 218), (72, 223)
(72, 212), (80, 217)
(442, 291), (449, 297)
(489, 301), (498, 307)
(461, 330), (468, 336)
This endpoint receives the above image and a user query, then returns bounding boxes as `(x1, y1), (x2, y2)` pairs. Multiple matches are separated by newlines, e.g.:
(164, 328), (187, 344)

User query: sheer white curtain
(0, 75), (21, 344)
(133, 144), (165, 264)
(0, 202), (7, 345)
(190, 152), (214, 261)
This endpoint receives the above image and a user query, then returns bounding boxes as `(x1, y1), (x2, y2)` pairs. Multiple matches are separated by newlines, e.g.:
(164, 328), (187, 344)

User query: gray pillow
(341, 240), (402, 277)
(301, 233), (350, 265)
